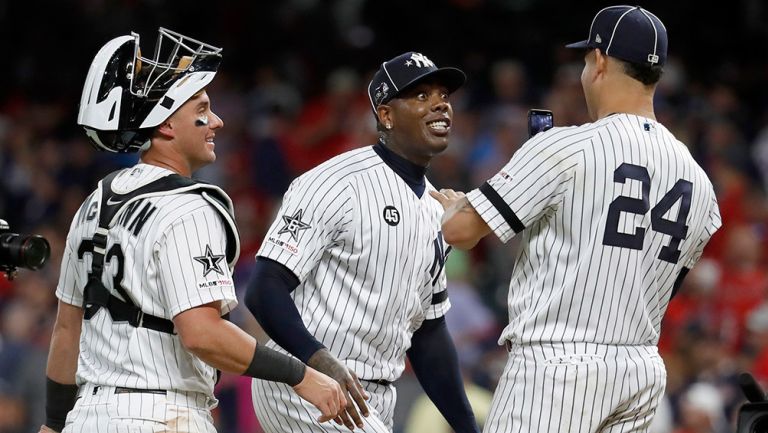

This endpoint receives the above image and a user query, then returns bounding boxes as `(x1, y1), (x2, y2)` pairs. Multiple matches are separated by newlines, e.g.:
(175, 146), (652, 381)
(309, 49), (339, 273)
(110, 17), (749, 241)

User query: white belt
(77, 383), (218, 410)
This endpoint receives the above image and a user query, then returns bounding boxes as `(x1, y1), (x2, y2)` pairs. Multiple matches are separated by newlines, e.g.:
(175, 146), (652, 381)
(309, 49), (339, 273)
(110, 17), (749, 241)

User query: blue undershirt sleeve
(407, 316), (480, 433)
(244, 256), (325, 363)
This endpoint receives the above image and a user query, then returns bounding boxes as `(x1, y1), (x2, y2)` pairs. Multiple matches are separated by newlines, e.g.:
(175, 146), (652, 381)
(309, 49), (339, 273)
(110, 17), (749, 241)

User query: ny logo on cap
(406, 52), (435, 68)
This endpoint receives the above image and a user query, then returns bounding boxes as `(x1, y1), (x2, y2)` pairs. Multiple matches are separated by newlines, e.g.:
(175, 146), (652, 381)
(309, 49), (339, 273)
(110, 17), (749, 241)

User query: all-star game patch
(193, 244), (225, 277)
(277, 209), (311, 241)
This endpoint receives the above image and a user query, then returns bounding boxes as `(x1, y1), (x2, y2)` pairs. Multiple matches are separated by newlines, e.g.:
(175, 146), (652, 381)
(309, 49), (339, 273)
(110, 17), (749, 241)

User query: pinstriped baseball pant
(62, 383), (218, 433)
(252, 378), (396, 433)
(483, 342), (666, 433)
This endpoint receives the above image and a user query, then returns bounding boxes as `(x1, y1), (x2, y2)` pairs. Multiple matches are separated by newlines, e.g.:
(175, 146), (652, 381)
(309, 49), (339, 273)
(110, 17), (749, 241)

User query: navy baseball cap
(367, 51), (466, 115)
(566, 5), (668, 66)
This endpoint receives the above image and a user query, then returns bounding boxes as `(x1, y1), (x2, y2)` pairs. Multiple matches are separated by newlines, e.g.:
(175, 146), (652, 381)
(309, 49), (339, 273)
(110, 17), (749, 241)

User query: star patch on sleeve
(193, 245), (225, 277)
(277, 209), (311, 241)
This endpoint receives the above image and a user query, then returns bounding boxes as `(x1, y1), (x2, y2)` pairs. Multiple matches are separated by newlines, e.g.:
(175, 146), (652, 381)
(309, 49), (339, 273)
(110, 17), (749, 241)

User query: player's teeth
(428, 120), (448, 131)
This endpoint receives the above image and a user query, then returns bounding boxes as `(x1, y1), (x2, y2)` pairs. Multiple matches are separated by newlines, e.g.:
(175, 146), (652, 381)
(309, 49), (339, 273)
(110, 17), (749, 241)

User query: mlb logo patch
(374, 82), (390, 105)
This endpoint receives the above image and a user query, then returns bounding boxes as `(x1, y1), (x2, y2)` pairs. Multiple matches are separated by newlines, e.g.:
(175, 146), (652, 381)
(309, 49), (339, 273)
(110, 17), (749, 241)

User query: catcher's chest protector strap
(82, 170), (240, 334)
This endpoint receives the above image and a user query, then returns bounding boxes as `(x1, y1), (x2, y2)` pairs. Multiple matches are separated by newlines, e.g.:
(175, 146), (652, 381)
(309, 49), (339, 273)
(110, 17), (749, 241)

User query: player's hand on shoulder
(430, 188), (489, 248)
(429, 188), (465, 208)
(308, 348), (370, 430)
(439, 188), (466, 199)
(293, 366), (347, 424)
(38, 425), (59, 433)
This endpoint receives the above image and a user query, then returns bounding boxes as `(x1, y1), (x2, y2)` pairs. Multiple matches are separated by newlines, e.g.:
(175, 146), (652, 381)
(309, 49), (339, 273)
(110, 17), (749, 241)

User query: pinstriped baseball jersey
(56, 163), (238, 396)
(253, 378), (395, 433)
(63, 383), (218, 433)
(256, 145), (451, 382)
(466, 113), (721, 347)
(483, 342), (666, 433)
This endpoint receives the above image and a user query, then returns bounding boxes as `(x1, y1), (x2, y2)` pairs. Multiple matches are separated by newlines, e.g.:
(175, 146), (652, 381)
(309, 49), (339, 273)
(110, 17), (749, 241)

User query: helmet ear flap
(83, 127), (152, 153)
(119, 129), (152, 152)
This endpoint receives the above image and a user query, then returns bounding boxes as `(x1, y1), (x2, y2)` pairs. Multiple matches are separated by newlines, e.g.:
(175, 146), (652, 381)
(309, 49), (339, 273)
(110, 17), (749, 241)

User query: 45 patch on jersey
(383, 206), (400, 226)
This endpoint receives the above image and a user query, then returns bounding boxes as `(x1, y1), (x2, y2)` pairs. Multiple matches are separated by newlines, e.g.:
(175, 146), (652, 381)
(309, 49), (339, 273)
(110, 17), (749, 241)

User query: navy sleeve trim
(431, 290), (448, 305)
(479, 182), (525, 233)
(670, 267), (690, 300)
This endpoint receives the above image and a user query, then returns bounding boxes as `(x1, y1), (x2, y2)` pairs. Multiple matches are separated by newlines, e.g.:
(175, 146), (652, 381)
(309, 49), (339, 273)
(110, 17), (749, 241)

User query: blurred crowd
(2, 1), (768, 433)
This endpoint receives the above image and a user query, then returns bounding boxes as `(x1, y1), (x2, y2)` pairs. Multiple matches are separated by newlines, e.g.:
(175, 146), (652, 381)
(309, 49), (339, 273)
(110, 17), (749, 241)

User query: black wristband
(244, 343), (307, 387)
(45, 377), (78, 432)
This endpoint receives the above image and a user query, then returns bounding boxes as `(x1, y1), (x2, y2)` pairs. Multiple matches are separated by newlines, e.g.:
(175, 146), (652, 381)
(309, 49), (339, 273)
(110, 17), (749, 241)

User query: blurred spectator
(246, 66), (302, 198)
(650, 396), (675, 433)
(443, 250), (499, 372)
(281, 67), (369, 174)
(542, 62), (590, 127)
(0, 301), (47, 433)
(466, 106), (527, 185)
(715, 225), (768, 353)
(660, 258), (721, 360)
(751, 123), (768, 193)
(404, 381), (493, 433)
(744, 303), (768, 387)
(488, 59), (530, 108)
(674, 382), (729, 433)
(701, 118), (767, 261)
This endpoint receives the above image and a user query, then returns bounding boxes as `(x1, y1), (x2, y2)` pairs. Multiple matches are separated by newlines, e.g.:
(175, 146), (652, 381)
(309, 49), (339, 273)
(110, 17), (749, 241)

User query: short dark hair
(617, 58), (664, 85)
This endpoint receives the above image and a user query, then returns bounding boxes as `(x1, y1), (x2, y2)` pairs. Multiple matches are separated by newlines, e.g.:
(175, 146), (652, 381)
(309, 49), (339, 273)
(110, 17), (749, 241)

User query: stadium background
(1, 0), (768, 432)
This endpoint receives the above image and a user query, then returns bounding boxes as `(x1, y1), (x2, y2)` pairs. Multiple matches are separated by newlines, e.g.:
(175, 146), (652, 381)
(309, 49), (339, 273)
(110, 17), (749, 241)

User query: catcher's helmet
(77, 28), (222, 153)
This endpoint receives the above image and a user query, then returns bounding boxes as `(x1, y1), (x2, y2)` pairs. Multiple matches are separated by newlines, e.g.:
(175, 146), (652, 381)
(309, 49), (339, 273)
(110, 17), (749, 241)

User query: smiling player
(246, 52), (480, 433)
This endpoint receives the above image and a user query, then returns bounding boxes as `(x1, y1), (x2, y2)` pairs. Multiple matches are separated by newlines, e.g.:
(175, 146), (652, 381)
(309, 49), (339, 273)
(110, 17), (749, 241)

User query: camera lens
(0, 233), (51, 270)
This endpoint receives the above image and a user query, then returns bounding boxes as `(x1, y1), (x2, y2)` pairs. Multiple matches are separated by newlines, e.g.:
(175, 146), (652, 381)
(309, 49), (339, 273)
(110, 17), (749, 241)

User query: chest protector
(81, 170), (240, 334)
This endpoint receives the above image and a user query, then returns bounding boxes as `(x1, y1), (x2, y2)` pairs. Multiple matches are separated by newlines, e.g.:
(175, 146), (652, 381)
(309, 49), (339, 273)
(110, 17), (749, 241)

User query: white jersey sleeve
(56, 233), (86, 307)
(155, 205), (237, 318)
(466, 127), (580, 243)
(258, 176), (355, 280)
(684, 188), (722, 268)
(56, 192), (98, 307)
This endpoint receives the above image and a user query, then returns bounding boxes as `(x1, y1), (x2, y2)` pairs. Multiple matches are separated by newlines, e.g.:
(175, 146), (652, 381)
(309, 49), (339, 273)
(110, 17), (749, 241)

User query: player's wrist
(243, 343), (306, 386)
(45, 377), (78, 432)
(292, 366), (317, 390)
(306, 347), (331, 367)
(307, 348), (344, 374)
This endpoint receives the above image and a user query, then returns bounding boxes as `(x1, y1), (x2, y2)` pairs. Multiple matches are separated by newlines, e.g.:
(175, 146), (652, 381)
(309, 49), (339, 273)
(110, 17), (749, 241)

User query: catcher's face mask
(78, 28), (222, 153)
